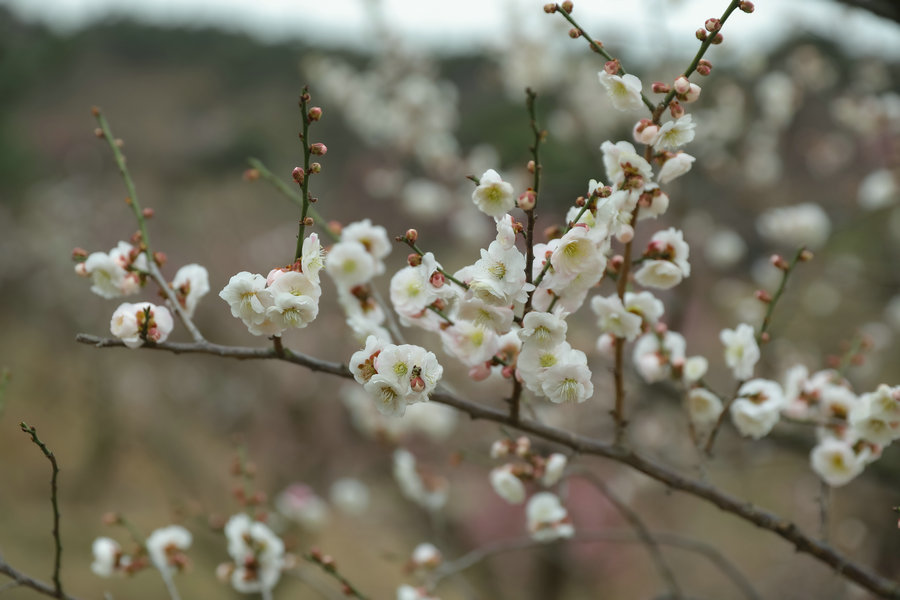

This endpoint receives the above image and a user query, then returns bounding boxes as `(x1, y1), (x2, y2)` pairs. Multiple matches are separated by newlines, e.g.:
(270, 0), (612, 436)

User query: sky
(3, 0), (900, 59)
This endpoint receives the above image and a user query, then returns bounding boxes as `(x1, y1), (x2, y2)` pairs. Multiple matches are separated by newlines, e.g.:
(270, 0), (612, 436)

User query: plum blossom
(393, 449), (448, 512)
(598, 71), (644, 111)
(472, 169), (515, 218)
(219, 272), (270, 325)
(489, 465), (526, 504)
(223, 514), (285, 594)
(632, 331), (686, 383)
(542, 453), (568, 487)
(326, 240), (377, 288)
(171, 264), (209, 317)
(730, 379), (785, 439)
(91, 537), (128, 577)
(146, 525), (192, 575)
(653, 114), (696, 151)
(658, 152), (695, 184)
(686, 388), (722, 427)
(110, 302), (173, 348)
(518, 311), (568, 349)
(541, 362), (594, 404)
(526, 492), (574, 542)
(340, 219), (392, 273)
(720, 323), (760, 380)
(591, 294), (642, 341)
(811, 437), (869, 487)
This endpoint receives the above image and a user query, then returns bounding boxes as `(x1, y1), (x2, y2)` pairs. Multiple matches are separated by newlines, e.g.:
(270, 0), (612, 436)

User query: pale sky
(3, 0), (900, 59)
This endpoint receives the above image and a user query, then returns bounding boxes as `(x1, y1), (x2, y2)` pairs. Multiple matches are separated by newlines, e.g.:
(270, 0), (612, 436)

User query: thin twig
(399, 238), (469, 290)
(295, 88), (314, 260)
(74, 331), (900, 599)
(18, 423), (63, 599)
(756, 247), (806, 345)
(303, 554), (369, 600)
(0, 560), (82, 600)
(574, 470), (684, 599)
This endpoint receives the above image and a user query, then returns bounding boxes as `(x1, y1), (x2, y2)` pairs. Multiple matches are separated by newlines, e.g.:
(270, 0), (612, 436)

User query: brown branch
(0, 559), (82, 600)
(73, 333), (900, 599)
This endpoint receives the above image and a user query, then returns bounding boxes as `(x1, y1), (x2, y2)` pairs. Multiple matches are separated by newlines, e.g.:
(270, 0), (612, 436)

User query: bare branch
(74, 332), (900, 599)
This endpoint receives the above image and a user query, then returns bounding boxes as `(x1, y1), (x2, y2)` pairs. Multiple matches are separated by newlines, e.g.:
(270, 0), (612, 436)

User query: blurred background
(1, 0), (899, 598)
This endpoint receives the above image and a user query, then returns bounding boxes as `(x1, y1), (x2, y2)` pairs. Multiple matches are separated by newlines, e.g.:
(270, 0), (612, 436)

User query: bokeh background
(1, 0), (899, 598)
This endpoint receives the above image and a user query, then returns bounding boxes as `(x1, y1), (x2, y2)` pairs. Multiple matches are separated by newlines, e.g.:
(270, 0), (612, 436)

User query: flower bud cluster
(74, 240), (147, 298)
(218, 514), (285, 594)
(91, 524), (191, 579)
(110, 302), (174, 348)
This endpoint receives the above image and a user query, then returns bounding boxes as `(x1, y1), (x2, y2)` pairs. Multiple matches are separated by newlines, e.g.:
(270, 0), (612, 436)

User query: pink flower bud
(604, 60), (620, 75)
(705, 18), (721, 32)
(651, 81), (671, 94)
(755, 289), (772, 303)
(429, 270), (445, 288)
(310, 143), (327, 155)
(292, 167), (305, 184)
(673, 76), (691, 95)
(739, 1), (754, 13)
(696, 59), (713, 76)
(684, 83), (701, 103)
(410, 376), (426, 393)
(407, 253), (422, 267)
(309, 162), (322, 174)
(468, 363), (491, 381)
(770, 254), (789, 270)
(561, 0), (573, 13)
(695, 28), (707, 41)
(542, 3), (557, 13)
(669, 101), (685, 118)
(307, 106), (323, 121)
(568, 28), (581, 39)
(518, 190), (536, 211)
(633, 120), (659, 145)
(711, 33), (723, 45)
(405, 228), (418, 243)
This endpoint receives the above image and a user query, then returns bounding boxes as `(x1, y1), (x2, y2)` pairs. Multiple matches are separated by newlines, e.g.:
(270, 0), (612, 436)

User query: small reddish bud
(292, 167), (305, 184)
(153, 252), (167, 267)
(515, 436), (531, 457)
(243, 168), (260, 181)
(410, 376), (426, 393)
(501, 365), (515, 379)
(770, 254), (789, 270)
(711, 33), (724, 44)
(760, 332), (770, 344)
(300, 92), (311, 103)
(401, 229), (417, 245)
(800, 249), (814, 262)
(303, 217), (314, 226)
(705, 18), (721, 32)
(309, 162), (321, 174)
(142, 207), (154, 219)
(568, 28), (581, 38)
(91, 106), (100, 117)
(697, 59), (713, 76)
(604, 60), (620, 75)
(309, 548), (323, 562)
(93, 128), (103, 138)
(669, 101), (685, 118)
(655, 321), (669, 335)
(72, 247), (88, 260)
(307, 106), (323, 121)
(310, 143), (327, 155)
(695, 28), (708, 41)
(328, 220), (343, 236)
(673, 76), (691, 95)
(651, 82), (670, 94)
(430, 271), (446, 288)
(115, 138), (124, 148)
(561, 0), (573, 13)
(101, 512), (119, 526)
(341, 583), (353, 596)
(575, 195), (586, 207)
(755, 290), (772, 303)
(432, 298), (447, 311)
(407, 253), (422, 267)
(527, 160), (535, 173)
(543, 3), (557, 13)
(518, 190), (536, 211)
(851, 354), (865, 366)
(609, 254), (625, 271)
(739, 1), (755, 13)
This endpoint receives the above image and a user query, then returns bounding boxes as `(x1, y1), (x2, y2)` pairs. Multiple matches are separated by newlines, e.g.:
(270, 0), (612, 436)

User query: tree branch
(74, 332), (900, 599)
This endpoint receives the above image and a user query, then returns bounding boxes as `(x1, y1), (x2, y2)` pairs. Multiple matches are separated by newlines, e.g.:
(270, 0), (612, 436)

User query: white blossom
(653, 115), (696, 151)
(811, 437), (868, 487)
(341, 219), (392, 271)
(91, 537), (124, 578)
(720, 323), (760, 380)
(329, 478), (370, 516)
(224, 513), (285, 594)
(489, 465), (526, 504)
(598, 71), (644, 112)
(146, 525), (192, 575)
(657, 152), (695, 184)
(171, 264), (209, 317)
(219, 272), (270, 325)
(84, 251), (131, 299)
(518, 311), (568, 349)
(472, 169), (515, 218)
(301, 233), (326, 284)
(632, 331), (686, 383)
(393, 449), (448, 512)
(110, 302), (173, 348)
(526, 492), (574, 542)
(686, 388), (723, 427)
(591, 294), (642, 341)
(634, 260), (684, 290)
(326, 240), (377, 288)
(540, 362), (594, 404)
(730, 379), (785, 439)
(542, 453), (568, 487)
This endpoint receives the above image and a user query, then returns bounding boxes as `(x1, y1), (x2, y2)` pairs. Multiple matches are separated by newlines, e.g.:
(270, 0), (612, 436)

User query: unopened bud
(328, 220), (343, 236)
(673, 76), (691, 95)
(799, 249), (814, 262)
(695, 28), (707, 41)
(142, 207), (154, 219)
(410, 376), (426, 393)
(575, 195), (586, 207)
(515, 436), (531, 457)
(243, 168), (260, 181)
(705, 18), (721, 32)
(739, 1), (754, 13)
(711, 33), (723, 44)
(518, 190), (536, 211)
(292, 167), (305, 184)
(430, 271), (445, 288)
(760, 331), (770, 344)
(543, 3), (557, 13)
(300, 92), (311, 103)
(755, 290), (772, 303)
(310, 162), (322, 174)
(405, 229), (418, 243)
(770, 254), (789, 270)
(303, 217), (314, 226)
(561, 0), (573, 13)
(568, 28), (580, 38)
(684, 83), (701, 103)
(697, 59), (713, 76)
(91, 106), (100, 117)
(407, 253), (422, 267)
(153, 252), (166, 267)
(669, 101), (685, 118)
(604, 60), (620, 75)
(307, 106), (323, 121)
(72, 247), (88, 260)
(101, 512), (119, 526)
(310, 142), (327, 155)
(527, 160), (535, 173)
(93, 128), (103, 138)
(609, 254), (625, 271)
(651, 82), (671, 94)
